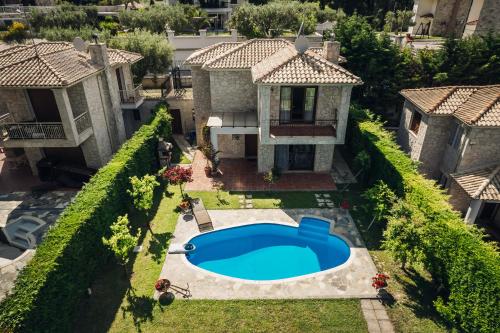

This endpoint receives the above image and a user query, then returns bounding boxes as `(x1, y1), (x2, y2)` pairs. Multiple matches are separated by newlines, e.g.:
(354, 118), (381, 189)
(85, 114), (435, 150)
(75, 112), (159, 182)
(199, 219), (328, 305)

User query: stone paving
(157, 208), (378, 300)
(0, 191), (76, 301)
(361, 299), (395, 333)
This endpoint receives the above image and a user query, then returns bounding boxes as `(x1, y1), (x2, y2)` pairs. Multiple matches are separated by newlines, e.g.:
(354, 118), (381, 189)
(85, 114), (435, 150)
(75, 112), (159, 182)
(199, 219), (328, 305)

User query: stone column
(336, 86), (352, 144)
(464, 199), (482, 224)
(24, 147), (44, 176)
(52, 88), (78, 145)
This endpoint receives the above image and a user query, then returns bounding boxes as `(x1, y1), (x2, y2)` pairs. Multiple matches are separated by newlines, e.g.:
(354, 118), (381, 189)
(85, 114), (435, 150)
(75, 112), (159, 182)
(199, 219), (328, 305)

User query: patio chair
(190, 198), (213, 232)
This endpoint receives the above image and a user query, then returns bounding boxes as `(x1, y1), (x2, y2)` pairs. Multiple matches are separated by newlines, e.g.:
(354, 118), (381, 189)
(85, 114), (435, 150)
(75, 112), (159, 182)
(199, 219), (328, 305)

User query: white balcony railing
(0, 122), (66, 141)
(74, 112), (92, 134)
(119, 84), (144, 105)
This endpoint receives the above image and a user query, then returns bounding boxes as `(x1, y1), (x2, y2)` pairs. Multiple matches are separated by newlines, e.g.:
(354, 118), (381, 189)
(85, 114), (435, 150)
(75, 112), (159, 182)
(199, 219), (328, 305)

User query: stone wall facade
(457, 127), (500, 172)
(258, 143), (275, 173)
(475, 0), (500, 36)
(218, 133), (245, 158)
(210, 70), (257, 113)
(448, 178), (472, 214)
(397, 102), (428, 162)
(431, 0), (473, 36)
(67, 82), (88, 118)
(0, 89), (33, 121)
(418, 115), (453, 178)
(192, 66), (212, 146)
(314, 144), (335, 172)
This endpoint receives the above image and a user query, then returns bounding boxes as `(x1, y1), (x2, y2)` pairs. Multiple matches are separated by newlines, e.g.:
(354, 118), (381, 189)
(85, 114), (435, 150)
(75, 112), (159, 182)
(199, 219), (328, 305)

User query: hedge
(0, 104), (172, 332)
(347, 106), (500, 332)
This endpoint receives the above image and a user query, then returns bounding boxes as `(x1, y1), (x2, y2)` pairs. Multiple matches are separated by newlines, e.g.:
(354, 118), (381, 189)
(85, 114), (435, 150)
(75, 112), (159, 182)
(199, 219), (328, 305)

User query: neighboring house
(166, 0), (247, 30)
(185, 37), (362, 174)
(397, 85), (500, 230)
(409, 0), (500, 38)
(0, 41), (144, 179)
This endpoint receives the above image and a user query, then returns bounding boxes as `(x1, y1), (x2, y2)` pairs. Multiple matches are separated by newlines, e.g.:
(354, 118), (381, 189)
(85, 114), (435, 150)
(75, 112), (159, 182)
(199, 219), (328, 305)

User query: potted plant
(155, 278), (171, 293)
(178, 200), (191, 214)
(371, 273), (390, 290)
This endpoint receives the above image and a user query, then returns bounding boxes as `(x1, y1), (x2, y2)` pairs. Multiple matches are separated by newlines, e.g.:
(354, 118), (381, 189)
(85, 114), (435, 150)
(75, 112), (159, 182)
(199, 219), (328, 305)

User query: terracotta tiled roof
(203, 39), (292, 69)
(451, 164), (500, 200)
(0, 42), (142, 88)
(184, 42), (242, 66)
(252, 48), (362, 85)
(401, 85), (500, 127)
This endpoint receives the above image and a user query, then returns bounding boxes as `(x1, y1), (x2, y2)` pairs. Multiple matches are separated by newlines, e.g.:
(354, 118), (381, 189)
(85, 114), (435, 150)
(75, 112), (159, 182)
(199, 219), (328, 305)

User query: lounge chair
(190, 198), (213, 232)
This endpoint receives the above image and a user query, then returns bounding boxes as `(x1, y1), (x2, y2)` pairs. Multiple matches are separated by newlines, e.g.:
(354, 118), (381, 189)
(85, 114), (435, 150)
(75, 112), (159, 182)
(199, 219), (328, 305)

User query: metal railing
(119, 84), (144, 104)
(268, 118), (337, 137)
(74, 112), (92, 134)
(0, 122), (65, 140)
(0, 113), (14, 124)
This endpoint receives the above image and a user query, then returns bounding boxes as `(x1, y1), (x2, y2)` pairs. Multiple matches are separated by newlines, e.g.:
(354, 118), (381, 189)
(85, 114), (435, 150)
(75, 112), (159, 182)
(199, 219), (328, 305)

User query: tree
(29, 4), (98, 32)
(362, 180), (396, 230)
(127, 175), (159, 214)
(102, 214), (141, 276)
(2, 22), (28, 43)
(163, 166), (193, 198)
(108, 30), (173, 82)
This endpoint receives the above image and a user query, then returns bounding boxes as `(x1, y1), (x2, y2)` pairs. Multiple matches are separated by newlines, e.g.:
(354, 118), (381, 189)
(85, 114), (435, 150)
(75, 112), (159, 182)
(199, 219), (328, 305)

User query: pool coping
(155, 208), (379, 300)
(179, 220), (357, 285)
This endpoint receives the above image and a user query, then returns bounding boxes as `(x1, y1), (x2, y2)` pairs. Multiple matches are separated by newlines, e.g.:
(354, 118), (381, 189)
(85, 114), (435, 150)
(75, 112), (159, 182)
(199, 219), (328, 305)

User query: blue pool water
(186, 218), (351, 281)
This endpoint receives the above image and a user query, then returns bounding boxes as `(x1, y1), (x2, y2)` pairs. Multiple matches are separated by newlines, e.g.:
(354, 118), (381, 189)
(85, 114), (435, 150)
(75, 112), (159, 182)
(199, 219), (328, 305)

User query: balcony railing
(74, 112), (92, 134)
(0, 122), (66, 140)
(269, 118), (337, 137)
(119, 85), (144, 105)
(0, 113), (14, 124)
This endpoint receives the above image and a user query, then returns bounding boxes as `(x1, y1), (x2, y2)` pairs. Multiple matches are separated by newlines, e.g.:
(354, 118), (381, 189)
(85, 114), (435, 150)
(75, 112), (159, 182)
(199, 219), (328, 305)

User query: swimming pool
(185, 217), (351, 281)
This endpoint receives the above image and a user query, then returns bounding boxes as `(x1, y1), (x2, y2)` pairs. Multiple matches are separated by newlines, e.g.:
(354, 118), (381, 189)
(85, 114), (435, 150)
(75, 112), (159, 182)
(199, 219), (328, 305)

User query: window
(409, 110), (422, 134)
(279, 86), (317, 123)
(448, 123), (463, 150)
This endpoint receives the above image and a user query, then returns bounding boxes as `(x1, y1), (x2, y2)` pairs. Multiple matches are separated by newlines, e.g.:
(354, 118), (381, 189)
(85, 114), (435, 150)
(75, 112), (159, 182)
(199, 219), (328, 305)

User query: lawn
(72, 184), (448, 332)
(72, 187), (367, 333)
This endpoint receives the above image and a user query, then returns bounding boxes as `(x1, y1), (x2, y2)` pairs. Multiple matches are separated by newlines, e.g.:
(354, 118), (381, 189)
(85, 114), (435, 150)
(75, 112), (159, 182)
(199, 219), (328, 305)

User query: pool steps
(298, 218), (331, 242)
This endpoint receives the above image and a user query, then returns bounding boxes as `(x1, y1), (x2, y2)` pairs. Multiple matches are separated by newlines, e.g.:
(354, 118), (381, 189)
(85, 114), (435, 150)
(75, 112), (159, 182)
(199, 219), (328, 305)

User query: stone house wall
(457, 127), (500, 172)
(397, 102), (429, 162)
(431, 0), (473, 36)
(418, 115), (454, 178)
(209, 70), (257, 113)
(218, 134), (245, 158)
(476, 0), (500, 36)
(0, 89), (34, 121)
(191, 66), (212, 145)
(314, 144), (335, 172)
(448, 178), (472, 214)
(258, 143), (274, 173)
(67, 83), (88, 118)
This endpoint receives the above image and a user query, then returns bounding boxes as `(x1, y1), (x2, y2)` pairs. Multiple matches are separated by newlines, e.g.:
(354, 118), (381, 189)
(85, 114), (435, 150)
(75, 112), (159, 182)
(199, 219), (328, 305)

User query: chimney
(323, 41), (340, 64)
(89, 43), (110, 67)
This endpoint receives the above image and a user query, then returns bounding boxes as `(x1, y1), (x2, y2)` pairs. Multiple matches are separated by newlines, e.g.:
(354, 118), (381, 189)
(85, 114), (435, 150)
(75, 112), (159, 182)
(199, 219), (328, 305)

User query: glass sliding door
(278, 86), (317, 124)
(274, 144), (315, 171)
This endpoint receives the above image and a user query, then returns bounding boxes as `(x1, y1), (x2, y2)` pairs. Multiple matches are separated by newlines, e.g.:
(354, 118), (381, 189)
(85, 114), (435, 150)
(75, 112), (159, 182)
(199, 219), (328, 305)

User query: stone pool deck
(157, 208), (378, 300)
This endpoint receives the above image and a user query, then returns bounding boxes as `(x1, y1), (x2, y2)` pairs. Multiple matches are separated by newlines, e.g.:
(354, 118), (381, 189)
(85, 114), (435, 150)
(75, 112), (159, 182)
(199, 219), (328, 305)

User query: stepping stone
(318, 203), (325, 207)
(238, 195), (245, 199)
(240, 205), (245, 209)
(133, 246), (143, 253)
(245, 194), (252, 199)
(314, 194), (322, 198)
(323, 194), (331, 198)
(239, 199), (244, 204)
(326, 203), (334, 208)
(316, 199), (325, 203)
(246, 204), (253, 208)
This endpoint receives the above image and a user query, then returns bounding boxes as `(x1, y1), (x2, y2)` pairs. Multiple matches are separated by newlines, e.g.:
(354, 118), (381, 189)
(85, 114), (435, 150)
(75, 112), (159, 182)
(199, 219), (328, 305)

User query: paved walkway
(361, 299), (395, 333)
(157, 208), (377, 300)
(172, 134), (195, 162)
(185, 151), (337, 191)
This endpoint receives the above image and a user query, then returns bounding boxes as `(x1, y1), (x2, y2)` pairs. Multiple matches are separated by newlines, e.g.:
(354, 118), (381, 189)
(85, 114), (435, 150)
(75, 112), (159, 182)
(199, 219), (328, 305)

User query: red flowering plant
(340, 199), (350, 210)
(178, 200), (190, 212)
(371, 273), (390, 290)
(155, 278), (170, 292)
(163, 166), (193, 198)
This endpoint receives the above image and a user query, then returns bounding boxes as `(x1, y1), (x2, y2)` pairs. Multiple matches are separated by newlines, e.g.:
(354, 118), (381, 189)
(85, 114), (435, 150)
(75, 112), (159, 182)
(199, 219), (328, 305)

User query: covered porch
(185, 150), (336, 191)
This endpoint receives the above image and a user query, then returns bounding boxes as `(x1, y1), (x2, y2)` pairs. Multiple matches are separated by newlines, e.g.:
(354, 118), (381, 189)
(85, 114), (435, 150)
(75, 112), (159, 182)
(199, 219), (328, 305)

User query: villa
(0, 41), (144, 180)
(185, 37), (362, 174)
(409, 0), (500, 37)
(397, 85), (500, 232)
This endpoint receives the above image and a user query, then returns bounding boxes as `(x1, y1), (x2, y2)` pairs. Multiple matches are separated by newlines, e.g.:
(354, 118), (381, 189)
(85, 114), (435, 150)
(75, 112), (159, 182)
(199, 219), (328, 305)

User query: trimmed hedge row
(347, 107), (500, 332)
(0, 104), (172, 332)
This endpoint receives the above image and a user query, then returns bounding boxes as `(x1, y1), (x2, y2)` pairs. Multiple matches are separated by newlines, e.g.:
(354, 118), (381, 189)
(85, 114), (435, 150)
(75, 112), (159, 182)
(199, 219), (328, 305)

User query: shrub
(347, 105), (500, 332)
(37, 25), (111, 43)
(0, 104), (172, 332)
(108, 30), (173, 82)
(2, 21), (28, 43)
(127, 174), (160, 214)
(29, 4), (98, 31)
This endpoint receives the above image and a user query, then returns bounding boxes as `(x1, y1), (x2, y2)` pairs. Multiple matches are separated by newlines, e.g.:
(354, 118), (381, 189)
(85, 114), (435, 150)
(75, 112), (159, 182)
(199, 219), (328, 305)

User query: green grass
(72, 187), (367, 333)
(72, 183), (449, 333)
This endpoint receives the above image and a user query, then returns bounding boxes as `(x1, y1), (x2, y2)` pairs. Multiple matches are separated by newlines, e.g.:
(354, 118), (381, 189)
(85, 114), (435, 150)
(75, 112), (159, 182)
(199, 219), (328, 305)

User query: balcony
(269, 119), (337, 137)
(119, 84), (145, 109)
(199, 0), (228, 8)
(0, 122), (65, 141)
(74, 112), (92, 134)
